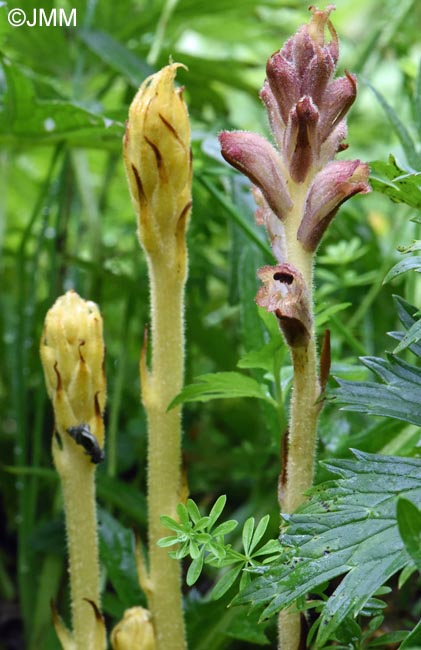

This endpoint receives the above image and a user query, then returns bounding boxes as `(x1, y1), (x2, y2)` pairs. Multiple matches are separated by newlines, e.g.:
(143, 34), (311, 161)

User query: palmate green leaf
(235, 451), (421, 649)
(0, 59), (123, 148)
(169, 372), (277, 409)
(370, 157), (421, 208)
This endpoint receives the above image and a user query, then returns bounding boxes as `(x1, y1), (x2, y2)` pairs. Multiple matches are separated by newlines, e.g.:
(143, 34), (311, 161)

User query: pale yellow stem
(278, 182), (321, 650)
(142, 253), (186, 650)
(54, 443), (104, 650)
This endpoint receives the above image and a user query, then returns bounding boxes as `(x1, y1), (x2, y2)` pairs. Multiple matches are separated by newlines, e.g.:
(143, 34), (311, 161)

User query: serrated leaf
(1, 59), (123, 148)
(397, 498), (421, 573)
(235, 451), (421, 648)
(394, 317), (421, 353)
(384, 256), (421, 283)
(370, 157), (421, 208)
(169, 372), (277, 409)
(237, 339), (283, 373)
(332, 353), (421, 426)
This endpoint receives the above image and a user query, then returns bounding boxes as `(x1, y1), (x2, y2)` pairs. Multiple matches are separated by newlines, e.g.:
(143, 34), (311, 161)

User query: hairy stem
(278, 186), (321, 650)
(55, 446), (104, 650)
(142, 254), (186, 650)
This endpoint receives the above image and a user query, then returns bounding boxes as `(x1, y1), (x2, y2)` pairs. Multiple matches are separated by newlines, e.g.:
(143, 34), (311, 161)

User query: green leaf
(187, 550), (205, 586)
(315, 302), (352, 328)
(367, 80), (421, 167)
(0, 59), (124, 148)
(160, 515), (185, 533)
(400, 619), (421, 649)
(242, 517), (255, 556)
(235, 451), (421, 648)
(98, 510), (144, 608)
(250, 515), (270, 554)
(369, 157), (421, 208)
(186, 499), (202, 525)
(157, 536), (179, 548)
(78, 29), (152, 87)
(96, 474), (146, 525)
(384, 256), (421, 283)
(397, 498), (421, 573)
(211, 563), (244, 600)
(169, 372), (277, 409)
(237, 339), (283, 373)
(332, 353), (421, 426)
(212, 520), (238, 537)
(390, 296), (421, 357)
(394, 317), (421, 353)
(177, 502), (190, 526)
(208, 495), (227, 528)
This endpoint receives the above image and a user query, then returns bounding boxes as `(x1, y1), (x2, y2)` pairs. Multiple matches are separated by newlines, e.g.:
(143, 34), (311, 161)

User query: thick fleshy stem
(124, 63), (191, 650)
(140, 254), (187, 650)
(277, 184), (321, 650)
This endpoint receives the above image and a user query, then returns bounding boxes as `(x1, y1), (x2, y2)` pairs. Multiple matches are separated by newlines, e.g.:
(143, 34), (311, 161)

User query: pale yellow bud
(40, 290), (106, 448)
(111, 607), (156, 650)
(123, 63), (192, 265)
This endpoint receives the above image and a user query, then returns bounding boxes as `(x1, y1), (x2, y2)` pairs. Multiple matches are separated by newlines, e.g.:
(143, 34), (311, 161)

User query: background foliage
(1, 0), (421, 648)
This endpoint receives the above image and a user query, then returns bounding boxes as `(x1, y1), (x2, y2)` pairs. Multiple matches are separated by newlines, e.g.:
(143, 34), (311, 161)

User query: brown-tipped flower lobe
(256, 264), (312, 347)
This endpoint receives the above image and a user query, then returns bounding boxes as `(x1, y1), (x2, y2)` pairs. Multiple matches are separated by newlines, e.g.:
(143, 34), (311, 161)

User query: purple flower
(298, 160), (371, 251)
(219, 131), (292, 221)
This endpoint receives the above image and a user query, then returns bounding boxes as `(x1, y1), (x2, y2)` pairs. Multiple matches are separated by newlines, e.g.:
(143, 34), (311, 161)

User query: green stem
(143, 255), (186, 650)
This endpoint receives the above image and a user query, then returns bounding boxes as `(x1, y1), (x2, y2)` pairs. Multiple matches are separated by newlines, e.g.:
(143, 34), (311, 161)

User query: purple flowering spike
(298, 160), (370, 251)
(219, 131), (293, 221)
(256, 264), (312, 347)
(219, 5), (370, 264)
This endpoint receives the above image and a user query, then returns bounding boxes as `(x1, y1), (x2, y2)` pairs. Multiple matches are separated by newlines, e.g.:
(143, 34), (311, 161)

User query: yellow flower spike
(111, 608), (156, 650)
(123, 63), (192, 267)
(40, 290), (106, 447)
(40, 290), (106, 650)
(124, 63), (191, 650)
